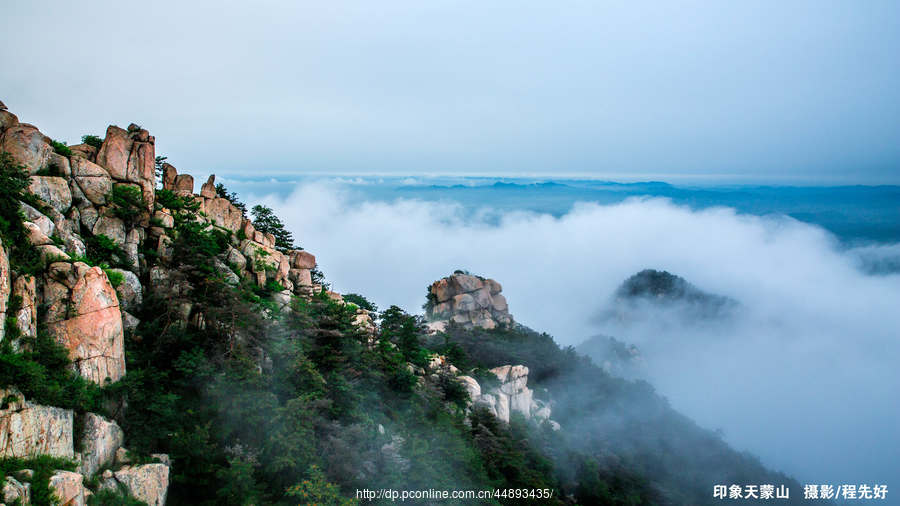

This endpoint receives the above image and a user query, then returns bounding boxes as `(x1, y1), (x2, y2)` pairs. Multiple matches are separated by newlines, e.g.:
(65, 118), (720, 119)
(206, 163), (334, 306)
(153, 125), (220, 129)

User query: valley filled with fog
(238, 178), (900, 490)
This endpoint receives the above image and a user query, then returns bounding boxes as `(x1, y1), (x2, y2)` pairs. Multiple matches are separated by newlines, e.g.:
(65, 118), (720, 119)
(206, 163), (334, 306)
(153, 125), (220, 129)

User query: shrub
(0, 332), (106, 412)
(0, 455), (78, 506)
(49, 139), (72, 157)
(81, 134), (104, 149)
(104, 268), (125, 288)
(109, 185), (145, 226)
(251, 204), (296, 253)
(85, 234), (129, 269)
(342, 293), (377, 312)
(155, 189), (200, 214)
(0, 152), (42, 274)
(35, 163), (63, 177)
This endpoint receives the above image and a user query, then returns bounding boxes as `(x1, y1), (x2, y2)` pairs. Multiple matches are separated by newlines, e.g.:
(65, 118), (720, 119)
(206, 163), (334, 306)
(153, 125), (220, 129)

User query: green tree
(251, 204), (295, 253)
(215, 183), (247, 217)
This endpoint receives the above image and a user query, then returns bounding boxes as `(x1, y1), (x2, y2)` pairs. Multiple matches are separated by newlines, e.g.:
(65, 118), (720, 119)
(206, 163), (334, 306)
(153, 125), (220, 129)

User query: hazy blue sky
(3, 1), (899, 183)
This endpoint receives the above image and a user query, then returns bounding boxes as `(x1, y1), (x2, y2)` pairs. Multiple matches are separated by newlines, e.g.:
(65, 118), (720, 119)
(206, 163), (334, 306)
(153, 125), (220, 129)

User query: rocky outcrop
(0, 238), (9, 342)
(101, 463), (170, 506)
(0, 123), (52, 174)
(77, 413), (124, 477)
(45, 264), (126, 385)
(425, 272), (513, 330)
(3, 475), (30, 504)
(96, 124), (155, 211)
(28, 175), (72, 214)
(49, 470), (86, 506)
(0, 388), (74, 459)
(457, 366), (558, 429)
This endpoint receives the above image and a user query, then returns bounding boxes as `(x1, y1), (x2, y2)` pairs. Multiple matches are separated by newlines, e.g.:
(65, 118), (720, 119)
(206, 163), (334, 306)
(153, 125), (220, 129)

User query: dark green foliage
(379, 306), (428, 366)
(285, 465), (354, 505)
(35, 163), (63, 177)
(251, 205), (295, 253)
(341, 293), (376, 312)
(0, 332), (106, 412)
(422, 284), (437, 311)
(49, 139), (72, 157)
(467, 408), (562, 504)
(81, 134), (104, 149)
(105, 268), (125, 288)
(574, 458), (655, 506)
(0, 152), (41, 274)
(0, 456), (78, 506)
(85, 234), (130, 269)
(154, 156), (167, 182)
(155, 189), (200, 214)
(214, 183), (247, 217)
(87, 486), (149, 505)
(109, 185), (145, 226)
(430, 324), (805, 505)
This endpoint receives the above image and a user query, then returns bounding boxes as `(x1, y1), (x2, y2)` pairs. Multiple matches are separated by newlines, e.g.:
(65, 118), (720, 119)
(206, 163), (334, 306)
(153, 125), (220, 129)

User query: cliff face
(0, 102), (334, 504)
(425, 272), (513, 331)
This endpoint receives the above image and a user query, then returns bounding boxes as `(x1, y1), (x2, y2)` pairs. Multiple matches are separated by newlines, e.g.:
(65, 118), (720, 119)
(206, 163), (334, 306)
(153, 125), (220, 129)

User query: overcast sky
(3, 1), (899, 183)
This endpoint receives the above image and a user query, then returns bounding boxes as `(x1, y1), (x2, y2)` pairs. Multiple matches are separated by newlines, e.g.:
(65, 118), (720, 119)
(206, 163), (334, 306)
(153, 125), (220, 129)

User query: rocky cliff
(0, 101), (340, 504)
(425, 272), (513, 331)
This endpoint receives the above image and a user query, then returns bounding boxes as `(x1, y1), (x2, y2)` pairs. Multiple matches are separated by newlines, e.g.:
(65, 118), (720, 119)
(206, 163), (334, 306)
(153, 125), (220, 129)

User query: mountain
(0, 101), (813, 505)
(604, 269), (738, 323)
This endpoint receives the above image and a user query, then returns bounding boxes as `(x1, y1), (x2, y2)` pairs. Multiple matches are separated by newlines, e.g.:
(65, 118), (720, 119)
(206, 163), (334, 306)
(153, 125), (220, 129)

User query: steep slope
(0, 101), (816, 505)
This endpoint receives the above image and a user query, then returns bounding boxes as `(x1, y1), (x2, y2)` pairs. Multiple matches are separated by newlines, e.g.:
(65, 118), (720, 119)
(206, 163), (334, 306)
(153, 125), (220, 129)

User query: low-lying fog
(255, 181), (899, 489)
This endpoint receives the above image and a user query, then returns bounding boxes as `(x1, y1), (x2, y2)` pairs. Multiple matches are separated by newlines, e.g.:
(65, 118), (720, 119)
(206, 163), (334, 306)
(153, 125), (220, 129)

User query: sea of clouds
(254, 181), (899, 490)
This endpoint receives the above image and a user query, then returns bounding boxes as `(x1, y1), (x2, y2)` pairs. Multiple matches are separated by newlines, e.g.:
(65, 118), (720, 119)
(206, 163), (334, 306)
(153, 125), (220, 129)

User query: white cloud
(257, 182), (900, 487)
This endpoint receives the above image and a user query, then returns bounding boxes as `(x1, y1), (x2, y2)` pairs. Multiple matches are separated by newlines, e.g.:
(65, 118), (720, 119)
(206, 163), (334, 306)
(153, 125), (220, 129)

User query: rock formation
(425, 272), (513, 330)
(0, 388), (73, 459)
(457, 366), (558, 429)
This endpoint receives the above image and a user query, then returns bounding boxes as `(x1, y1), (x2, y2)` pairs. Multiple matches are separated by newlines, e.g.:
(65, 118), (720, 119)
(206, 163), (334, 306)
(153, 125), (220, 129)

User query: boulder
(289, 268), (312, 287)
(0, 109), (18, 133)
(225, 246), (247, 271)
(291, 250), (316, 269)
(78, 413), (124, 477)
(28, 175), (72, 213)
(23, 220), (51, 245)
(202, 197), (242, 231)
(0, 123), (52, 174)
(70, 157), (112, 205)
(2, 476), (30, 504)
(48, 151), (72, 177)
(80, 206), (99, 230)
(457, 375), (481, 400)
(0, 388), (74, 458)
(49, 470), (86, 506)
(174, 174), (193, 193)
(153, 210), (174, 228)
(449, 273), (484, 293)
(96, 125), (131, 180)
(111, 268), (142, 311)
(69, 143), (98, 161)
(161, 162), (177, 190)
(200, 174), (216, 198)
(21, 202), (55, 237)
(92, 214), (126, 245)
(425, 273), (514, 330)
(127, 138), (155, 211)
(452, 293), (476, 312)
(45, 267), (125, 384)
(12, 275), (37, 338)
(102, 463), (169, 506)
(37, 244), (70, 263)
(431, 278), (452, 302)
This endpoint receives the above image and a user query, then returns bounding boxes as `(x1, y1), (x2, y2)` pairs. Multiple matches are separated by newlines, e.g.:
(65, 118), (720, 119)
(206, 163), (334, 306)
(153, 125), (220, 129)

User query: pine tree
(251, 204), (295, 253)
